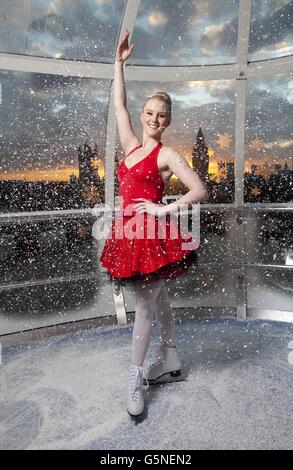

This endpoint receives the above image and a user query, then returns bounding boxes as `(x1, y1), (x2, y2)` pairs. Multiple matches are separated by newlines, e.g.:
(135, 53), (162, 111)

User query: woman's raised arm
(114, 29), (140, 153)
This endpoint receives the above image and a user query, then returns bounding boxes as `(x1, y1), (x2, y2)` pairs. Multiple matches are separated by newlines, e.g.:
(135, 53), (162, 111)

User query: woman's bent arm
(160, 148), (209, 216)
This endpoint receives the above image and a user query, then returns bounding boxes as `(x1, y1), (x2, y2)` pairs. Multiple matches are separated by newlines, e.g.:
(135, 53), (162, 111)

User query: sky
(0, 0), (292, 182)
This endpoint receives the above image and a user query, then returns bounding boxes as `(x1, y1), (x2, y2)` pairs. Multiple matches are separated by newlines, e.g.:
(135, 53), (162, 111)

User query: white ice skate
(127, 365), (149, 418)
(144, 345), (183, 385)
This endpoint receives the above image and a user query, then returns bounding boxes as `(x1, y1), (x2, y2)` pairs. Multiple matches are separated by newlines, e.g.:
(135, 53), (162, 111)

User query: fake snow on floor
(1, 317), (293, 450)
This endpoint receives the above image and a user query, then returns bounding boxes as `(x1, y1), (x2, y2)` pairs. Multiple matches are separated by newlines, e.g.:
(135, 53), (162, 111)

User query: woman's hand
(133, 198), (166, 217)
(115, 29), (135, 63)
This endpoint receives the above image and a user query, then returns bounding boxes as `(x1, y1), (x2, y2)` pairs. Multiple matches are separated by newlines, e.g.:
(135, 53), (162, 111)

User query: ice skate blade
(144, 371), (186, 386)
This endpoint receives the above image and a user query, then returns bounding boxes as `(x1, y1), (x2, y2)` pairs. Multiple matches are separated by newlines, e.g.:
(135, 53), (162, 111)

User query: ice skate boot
(144, 345), (184, 385)
(127, 365), (149, 418)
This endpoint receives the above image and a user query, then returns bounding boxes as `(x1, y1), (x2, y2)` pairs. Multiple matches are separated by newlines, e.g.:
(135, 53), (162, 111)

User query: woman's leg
(131, 278), (164, 367)
(153, 281), (176, 347)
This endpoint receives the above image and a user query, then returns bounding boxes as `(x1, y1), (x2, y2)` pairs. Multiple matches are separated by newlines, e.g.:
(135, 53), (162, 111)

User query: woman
(100, 29), (208, 418)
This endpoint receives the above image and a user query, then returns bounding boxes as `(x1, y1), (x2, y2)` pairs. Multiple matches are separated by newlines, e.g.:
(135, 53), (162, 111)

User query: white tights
(129, 279), (176, 367)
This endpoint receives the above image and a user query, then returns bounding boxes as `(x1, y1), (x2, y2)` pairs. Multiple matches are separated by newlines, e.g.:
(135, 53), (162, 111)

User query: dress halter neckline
(123, 141), (162, 171)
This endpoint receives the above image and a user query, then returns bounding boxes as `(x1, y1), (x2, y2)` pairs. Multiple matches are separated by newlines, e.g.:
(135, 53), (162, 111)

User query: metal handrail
(0, 202), (292, 225)
(0, 262), (291, 292)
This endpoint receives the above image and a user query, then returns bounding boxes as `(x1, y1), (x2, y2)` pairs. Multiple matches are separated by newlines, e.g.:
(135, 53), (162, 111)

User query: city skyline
(0, 147), (291, 183)
(1, 128), (291, 211)
(1, 69), (292, 185)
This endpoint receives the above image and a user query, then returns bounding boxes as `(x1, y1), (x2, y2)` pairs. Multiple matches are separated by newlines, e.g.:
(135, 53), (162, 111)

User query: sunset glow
(0, 152), (291, 183)
(0, 164), (105, 182)
(0, 167), (79, 182)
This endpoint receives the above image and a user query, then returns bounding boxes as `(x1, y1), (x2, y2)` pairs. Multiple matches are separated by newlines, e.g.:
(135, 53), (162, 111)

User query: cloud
(249, 138), (266, 151)
(203, 21), (231, 44)
(249, 1), (293, 56)
(216, 133), (232, 149)
(1, 0), (124, 62)
(288, 80), (293, 104)
(279, 139), (293, 148)
(148, 10), (169, 28)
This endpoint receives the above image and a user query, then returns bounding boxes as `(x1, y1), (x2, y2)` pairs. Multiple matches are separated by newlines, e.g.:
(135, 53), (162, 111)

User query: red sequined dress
(99, 141), (199, 284)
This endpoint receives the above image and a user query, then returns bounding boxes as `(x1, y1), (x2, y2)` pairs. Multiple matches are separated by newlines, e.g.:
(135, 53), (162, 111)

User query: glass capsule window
(245, 73), (293, 203)
(0, 69), (109, 212)
(249, 0), (293, 62)
(130, 0), (240, 66)
(0, 0), (126, 62)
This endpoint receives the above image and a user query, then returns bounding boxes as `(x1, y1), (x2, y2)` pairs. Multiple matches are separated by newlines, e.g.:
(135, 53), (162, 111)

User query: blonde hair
(142, 91), (172, 118)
